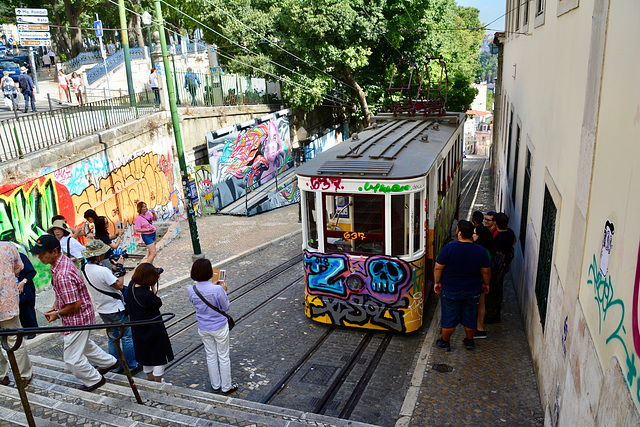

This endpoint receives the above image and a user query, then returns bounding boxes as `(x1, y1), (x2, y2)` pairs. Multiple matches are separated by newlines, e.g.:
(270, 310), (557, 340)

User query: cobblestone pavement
(27, 155), (544, 426)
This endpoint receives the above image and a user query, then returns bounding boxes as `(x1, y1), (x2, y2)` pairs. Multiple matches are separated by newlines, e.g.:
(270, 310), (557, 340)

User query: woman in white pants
(187, 259), (238, 395)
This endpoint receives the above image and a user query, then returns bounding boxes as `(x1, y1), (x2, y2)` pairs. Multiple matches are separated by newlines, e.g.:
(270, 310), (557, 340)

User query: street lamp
(142, 11), (154, 68)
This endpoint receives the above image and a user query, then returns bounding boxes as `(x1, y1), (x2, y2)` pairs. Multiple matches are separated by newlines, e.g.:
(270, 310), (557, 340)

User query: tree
(478, 51), (497, 83)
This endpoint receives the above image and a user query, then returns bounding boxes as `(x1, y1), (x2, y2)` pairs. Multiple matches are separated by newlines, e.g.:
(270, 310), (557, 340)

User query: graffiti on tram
(303, 250), (424, 332)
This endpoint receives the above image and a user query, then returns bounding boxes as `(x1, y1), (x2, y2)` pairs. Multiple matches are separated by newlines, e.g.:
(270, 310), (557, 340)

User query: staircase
(0, 355), (378, 427)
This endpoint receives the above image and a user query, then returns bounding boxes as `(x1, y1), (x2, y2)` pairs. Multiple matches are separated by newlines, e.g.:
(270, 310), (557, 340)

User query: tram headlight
(346, 275), (365, 292)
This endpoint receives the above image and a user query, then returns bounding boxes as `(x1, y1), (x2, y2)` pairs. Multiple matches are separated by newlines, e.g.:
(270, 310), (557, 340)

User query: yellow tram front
(298, 175), (428, 333)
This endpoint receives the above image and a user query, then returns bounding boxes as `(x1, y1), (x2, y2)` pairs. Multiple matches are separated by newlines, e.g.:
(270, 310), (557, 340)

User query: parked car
(0, 59), (21, 81)
(0, 46), (7, 58)
(13, 55), (32, 73)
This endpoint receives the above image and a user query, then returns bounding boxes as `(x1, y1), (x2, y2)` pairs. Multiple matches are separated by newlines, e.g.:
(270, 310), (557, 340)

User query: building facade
(493, 0), (640, 424)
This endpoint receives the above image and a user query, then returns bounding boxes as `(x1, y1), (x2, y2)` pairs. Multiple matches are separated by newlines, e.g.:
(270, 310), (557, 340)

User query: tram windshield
(325, 194), (384, 254)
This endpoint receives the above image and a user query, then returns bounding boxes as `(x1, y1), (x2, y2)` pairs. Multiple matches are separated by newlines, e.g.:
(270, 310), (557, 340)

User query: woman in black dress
(127, 263), (174, 384)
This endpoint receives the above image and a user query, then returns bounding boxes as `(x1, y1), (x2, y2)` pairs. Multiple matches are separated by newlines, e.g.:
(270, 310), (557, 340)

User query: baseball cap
(30, 234), (61, 254)
(20, 66), (27, 73)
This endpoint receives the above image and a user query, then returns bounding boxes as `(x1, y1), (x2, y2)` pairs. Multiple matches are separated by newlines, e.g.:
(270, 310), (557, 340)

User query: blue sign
(8, 37), (14, 44)
(94, 20), (103, 38)
(156, 63), (164, 76)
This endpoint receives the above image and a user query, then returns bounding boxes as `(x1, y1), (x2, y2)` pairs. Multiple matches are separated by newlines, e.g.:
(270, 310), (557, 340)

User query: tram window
(391, 195), (408, 256)
(305, 191), (318, 249)
(414, 191), (422, 252)
(325, 194), (384, 254)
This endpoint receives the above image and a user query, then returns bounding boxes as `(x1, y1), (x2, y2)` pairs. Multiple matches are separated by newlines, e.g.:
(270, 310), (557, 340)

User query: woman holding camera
(94, 216), (124, 268)
(127, 263), (173, 384)
(188, 259), (238, 395)
(134, 202), (158, 265)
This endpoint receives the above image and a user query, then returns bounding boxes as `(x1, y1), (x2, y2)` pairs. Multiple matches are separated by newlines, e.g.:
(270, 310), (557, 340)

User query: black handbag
(191, 285), (235, 330)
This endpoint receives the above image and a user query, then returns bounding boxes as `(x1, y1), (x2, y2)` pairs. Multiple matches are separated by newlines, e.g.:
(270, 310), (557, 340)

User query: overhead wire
(156, 0), (352, 106)
(199, 0), (358, 94)
(103, 0), (352, 108)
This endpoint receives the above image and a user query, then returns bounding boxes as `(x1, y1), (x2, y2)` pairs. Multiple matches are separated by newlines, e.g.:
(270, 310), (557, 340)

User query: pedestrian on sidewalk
(32, 235), (118, 392)
(149, 67), (160, 106)
(134, 202), (158, 265)
(473, 226), (495, 339)
(127, 263), (174, 384)
(81, 240), (141, 375)
(484, 210), (498, 238)
(1, 71), (18, 111)
(57, 70), (70, 103)
(43, 53), (52, 76)
(48, 49), (55, 66)
(0, 242), (34, 387)
(71, 72), (84, 105)
(18, 67), (36, 113)
(433, 220), (491, 351)
(485, 213), (516, 324)
(188, 259), (238, 395)
(18, 252), (38, 339)
(184, 68), (200, 106)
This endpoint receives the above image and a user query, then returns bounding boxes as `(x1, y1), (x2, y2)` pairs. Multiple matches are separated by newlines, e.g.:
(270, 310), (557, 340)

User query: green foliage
(477, 51), (497, 82)
(486, 87), (493, 111)
(446, 72), (477, 112)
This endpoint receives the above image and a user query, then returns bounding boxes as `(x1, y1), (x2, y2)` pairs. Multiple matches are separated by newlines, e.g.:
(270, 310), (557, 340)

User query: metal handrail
(0, 312), (175, 427)
(0, 89), (157, 163)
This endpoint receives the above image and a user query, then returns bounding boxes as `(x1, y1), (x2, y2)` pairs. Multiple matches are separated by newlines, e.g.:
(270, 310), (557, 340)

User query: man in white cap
(18, 67), (36, 113)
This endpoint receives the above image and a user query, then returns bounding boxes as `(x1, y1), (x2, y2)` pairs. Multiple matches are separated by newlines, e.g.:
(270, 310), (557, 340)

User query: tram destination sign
(17, 16), (49, 24)
(18, 24), (50, 31)
(15, 8), (48, 16)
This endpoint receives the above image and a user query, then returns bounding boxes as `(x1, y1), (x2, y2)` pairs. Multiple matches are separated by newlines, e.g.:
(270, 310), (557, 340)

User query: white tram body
(297, 112), (465, 332)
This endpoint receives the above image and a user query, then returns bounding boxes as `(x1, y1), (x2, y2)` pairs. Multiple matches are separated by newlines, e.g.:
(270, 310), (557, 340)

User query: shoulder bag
(191, 285), (235, 331)
(81, 263), (128, 315)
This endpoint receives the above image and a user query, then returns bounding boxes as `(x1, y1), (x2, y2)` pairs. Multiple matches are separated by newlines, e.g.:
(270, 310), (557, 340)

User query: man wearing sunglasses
(484, 211), (498, 238)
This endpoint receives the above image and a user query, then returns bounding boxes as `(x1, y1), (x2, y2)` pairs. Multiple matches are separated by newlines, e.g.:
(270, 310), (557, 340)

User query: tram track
(162, 255), (305, 373)
(460, 157), (486, 215)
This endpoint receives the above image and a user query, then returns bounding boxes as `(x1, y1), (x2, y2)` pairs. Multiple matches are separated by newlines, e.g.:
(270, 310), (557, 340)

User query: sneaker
(463, 338), (475, 350)
(129, 364), (143, 375)
(435, 338), (451, 351)
(0, 376), (10, 386)
(474, 330), (487, 339)
(221, 384), (238, 395)
(212, 387), (222, 393)
(160, 378), (172, 385)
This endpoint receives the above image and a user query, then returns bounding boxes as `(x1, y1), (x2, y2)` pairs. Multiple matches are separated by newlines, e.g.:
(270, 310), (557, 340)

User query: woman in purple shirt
(134, 201), (157, 265)
(187, 259), (238, 395)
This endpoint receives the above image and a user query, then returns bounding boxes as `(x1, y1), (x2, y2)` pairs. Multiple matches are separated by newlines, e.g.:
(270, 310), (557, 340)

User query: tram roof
(296, 112), (465, 180)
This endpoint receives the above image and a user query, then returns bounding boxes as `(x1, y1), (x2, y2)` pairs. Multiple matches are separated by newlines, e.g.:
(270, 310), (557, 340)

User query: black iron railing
(0, 90), (158, 163)
(0, 312), (175, 427)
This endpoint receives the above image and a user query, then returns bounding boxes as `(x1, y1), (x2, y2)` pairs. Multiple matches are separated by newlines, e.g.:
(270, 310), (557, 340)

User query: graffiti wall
(206, 113), (292, 211)
(0, 148), (183, 290)
(194, 165), (216, 214)
(305, 129), (338, 161)
(247, 175), (300, 216)
(303, 250), (425, 332)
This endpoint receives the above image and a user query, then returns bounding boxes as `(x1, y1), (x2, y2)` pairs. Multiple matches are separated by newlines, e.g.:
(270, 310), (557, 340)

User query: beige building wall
(494, 0), (640, 424)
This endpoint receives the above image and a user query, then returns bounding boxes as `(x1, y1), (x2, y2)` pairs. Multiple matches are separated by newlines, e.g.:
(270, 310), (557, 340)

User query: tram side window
(391, 195), (408, 256)
(325, 194), (384, 254)
(305, 191), (318, 249)
(414, 191), (422, 253)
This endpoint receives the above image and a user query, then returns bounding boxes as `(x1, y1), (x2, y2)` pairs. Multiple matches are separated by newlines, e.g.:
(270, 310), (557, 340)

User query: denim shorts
(440, 288), (481, 329)
(141, 232), (156, 245)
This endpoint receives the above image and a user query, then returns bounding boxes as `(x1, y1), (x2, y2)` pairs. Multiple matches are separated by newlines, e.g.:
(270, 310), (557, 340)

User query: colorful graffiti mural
(194, 165), (216, 214)
(247, 175), (300, 216)
(303, 250), (425, 332)
(0, 150), (183, 290)
(305, 130), (337, 161)
(206, 114), (293, 210)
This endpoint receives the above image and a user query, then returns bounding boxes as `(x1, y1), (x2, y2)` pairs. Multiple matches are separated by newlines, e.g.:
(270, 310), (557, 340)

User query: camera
(112, 262), (127, 278)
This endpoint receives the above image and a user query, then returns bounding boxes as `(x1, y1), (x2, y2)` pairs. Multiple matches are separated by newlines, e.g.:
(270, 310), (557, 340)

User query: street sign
(18, 24), (50, 31)
(7, 37), (14, 44)
(20, 39), (51, 47)
(18, 31), (51, 40)
(15, 8), (48, 16)
(17, 16), (49, 24)
(94, 20), (103, 38)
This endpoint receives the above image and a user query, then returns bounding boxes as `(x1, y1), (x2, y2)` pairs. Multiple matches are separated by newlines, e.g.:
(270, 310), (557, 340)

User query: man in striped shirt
(31, 235), (118, 392)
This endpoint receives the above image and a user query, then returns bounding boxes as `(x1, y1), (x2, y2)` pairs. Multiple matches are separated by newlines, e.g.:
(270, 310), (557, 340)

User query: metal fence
(86, 47), (147, 85)
(172, 68), (281, 108)
(0, 90), (157, 163)
(61, 51), (103, 74)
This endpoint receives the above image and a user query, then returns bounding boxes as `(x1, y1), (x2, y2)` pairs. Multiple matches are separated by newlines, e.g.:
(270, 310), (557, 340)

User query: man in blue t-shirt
(434, 220), (491, 351)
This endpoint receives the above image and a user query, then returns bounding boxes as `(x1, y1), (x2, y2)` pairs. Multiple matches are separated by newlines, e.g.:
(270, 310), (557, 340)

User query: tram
(297, 111), (465, 333)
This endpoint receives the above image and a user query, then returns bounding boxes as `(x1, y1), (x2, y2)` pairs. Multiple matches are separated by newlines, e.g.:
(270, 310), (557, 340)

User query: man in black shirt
(485, 213), (516, 323)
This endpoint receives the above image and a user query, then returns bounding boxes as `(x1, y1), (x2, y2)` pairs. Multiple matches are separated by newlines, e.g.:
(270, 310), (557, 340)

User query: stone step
(28, 355), (380, 427)
(0, 405), (54, 427)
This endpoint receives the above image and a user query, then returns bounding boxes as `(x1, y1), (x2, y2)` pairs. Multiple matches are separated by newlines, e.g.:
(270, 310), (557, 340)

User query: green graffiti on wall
(358, 182), (410, 194)
(587, 254), (640, 402)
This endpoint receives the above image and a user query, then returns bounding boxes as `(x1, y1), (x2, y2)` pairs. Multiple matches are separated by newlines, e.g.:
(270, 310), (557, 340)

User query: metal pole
(28, 47), (39, 92)
(117, 0), (136, 103)
(2, 335), (36, 427)
(107, 327), (143, 404)
(171, 50), (180, 105)
(154, 0), (201, 255)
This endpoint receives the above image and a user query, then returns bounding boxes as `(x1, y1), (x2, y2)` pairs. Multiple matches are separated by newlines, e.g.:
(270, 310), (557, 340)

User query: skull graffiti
(369, 258), (406, 294)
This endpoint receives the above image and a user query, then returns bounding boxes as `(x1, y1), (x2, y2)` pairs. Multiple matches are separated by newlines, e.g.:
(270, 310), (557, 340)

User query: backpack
(19, 75), (29, 93)
(187, 73), (196, 89)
